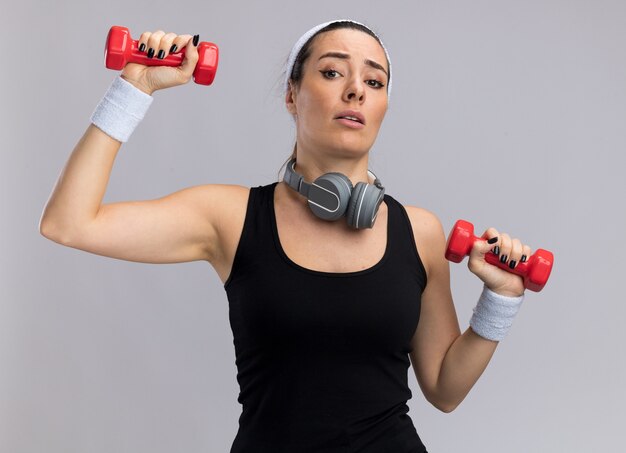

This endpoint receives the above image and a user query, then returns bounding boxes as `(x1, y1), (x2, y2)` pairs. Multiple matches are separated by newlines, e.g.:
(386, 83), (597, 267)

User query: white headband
(283, 19), (392, 98)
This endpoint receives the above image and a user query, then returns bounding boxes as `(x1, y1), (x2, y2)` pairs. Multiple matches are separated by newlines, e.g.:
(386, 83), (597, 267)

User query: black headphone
(282, 157), (385, 229)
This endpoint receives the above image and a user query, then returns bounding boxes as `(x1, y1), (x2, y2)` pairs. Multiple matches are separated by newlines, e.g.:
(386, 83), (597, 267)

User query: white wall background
(2, 0), (625, 451)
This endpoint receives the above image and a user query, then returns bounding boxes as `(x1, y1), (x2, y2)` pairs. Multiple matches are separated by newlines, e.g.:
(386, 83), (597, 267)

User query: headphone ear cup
(307, 172), (353, 221)
(346, 182), (385, 229)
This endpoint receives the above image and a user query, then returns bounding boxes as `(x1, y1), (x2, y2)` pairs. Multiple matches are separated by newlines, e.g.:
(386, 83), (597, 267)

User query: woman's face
(286, 28), (389, 159)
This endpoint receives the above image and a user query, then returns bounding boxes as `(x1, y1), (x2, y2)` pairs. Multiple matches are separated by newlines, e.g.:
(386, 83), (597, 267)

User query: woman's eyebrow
(318, 51), (388, 77)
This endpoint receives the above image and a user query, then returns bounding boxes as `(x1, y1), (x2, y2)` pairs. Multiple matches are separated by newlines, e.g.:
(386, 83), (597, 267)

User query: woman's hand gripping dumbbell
(445, 219), (554, 293)
(104, 26), (219, 94)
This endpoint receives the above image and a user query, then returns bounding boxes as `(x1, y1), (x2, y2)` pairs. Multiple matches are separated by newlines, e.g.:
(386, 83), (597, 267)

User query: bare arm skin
(38, 121), (214, 261)
(40, 124), (123, 243)
(405, 207), (513, 413)
(39, 122), (246, 265)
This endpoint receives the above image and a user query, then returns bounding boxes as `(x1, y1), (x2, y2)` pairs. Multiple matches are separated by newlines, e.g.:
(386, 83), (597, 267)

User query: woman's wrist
(469, 284), (525, 342)
(486, 284), (525, 298)
(120, 74), (155, 96)
(90, 76), (154, 143)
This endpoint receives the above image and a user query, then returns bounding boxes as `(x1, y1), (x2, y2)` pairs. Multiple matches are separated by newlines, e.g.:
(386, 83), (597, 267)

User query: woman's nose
(343, 79), (365, 102)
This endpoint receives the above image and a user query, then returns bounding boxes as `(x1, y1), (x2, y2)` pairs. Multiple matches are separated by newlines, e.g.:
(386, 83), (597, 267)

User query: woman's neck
(290, 155), (373, 187)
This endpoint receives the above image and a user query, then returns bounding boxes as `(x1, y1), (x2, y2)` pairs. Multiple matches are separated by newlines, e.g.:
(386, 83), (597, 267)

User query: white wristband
(90, 76), (153, 143)
(469, 285), (525, 342)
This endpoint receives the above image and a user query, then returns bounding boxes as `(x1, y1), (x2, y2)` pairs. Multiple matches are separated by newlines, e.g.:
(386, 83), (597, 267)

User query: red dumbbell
(104, 26), (219, 85)
(445, 219), (554, 292)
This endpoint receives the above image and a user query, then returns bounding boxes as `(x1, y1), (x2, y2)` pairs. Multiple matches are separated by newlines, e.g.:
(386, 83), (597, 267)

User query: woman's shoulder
(400, 203), (445, 240)
(399, 203), (447, 275)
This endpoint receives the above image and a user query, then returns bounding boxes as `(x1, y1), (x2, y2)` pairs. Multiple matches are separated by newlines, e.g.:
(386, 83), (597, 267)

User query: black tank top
(224, 182), (428, 453)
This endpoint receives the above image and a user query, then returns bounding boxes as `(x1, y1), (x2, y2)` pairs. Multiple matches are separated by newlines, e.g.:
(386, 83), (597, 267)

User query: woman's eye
(319, 70), (384, 89)
(367, 80), (385, 89)
(321, 69), (340, 78)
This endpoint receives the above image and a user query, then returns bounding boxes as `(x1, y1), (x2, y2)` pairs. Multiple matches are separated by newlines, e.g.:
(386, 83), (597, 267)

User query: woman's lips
(335, 118), (365, 129)
(334, 110), (365, 129)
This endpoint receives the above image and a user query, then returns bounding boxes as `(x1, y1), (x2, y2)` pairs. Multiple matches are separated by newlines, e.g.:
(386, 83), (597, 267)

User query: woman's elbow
(433, 401), (459, 413)
(426, 394), (461, 413)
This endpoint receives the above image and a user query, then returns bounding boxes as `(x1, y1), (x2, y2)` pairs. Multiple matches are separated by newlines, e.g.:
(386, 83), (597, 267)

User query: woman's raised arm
(39, 30), (244, 265)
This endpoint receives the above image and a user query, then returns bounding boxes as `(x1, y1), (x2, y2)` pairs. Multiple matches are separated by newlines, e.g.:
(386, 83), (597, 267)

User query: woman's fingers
(490, 233), (532, 269)
(137, 31), (194, 58)
(521, 244), (532, 264)
(123, 29), (199, 92)
(497, 232), (511, 265)
(508, 237), (523, 269)
(475, 227), (500, 255)
(468, 227), (498, 276)
(146, 30), (166, 59)
(171, 34), (193, 54)
(467, 225), (530, 296)
(179, 35), (200, 80)
(156, 32), (178, 59)
(138, 31), (152, 52)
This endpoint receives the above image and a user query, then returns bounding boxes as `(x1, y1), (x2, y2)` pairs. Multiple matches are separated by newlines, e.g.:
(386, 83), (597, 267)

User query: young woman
(40, 20), (532, 453)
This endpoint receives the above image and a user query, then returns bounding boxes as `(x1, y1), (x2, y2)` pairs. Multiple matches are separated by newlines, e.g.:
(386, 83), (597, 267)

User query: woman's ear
(285, 81), (297, 115)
